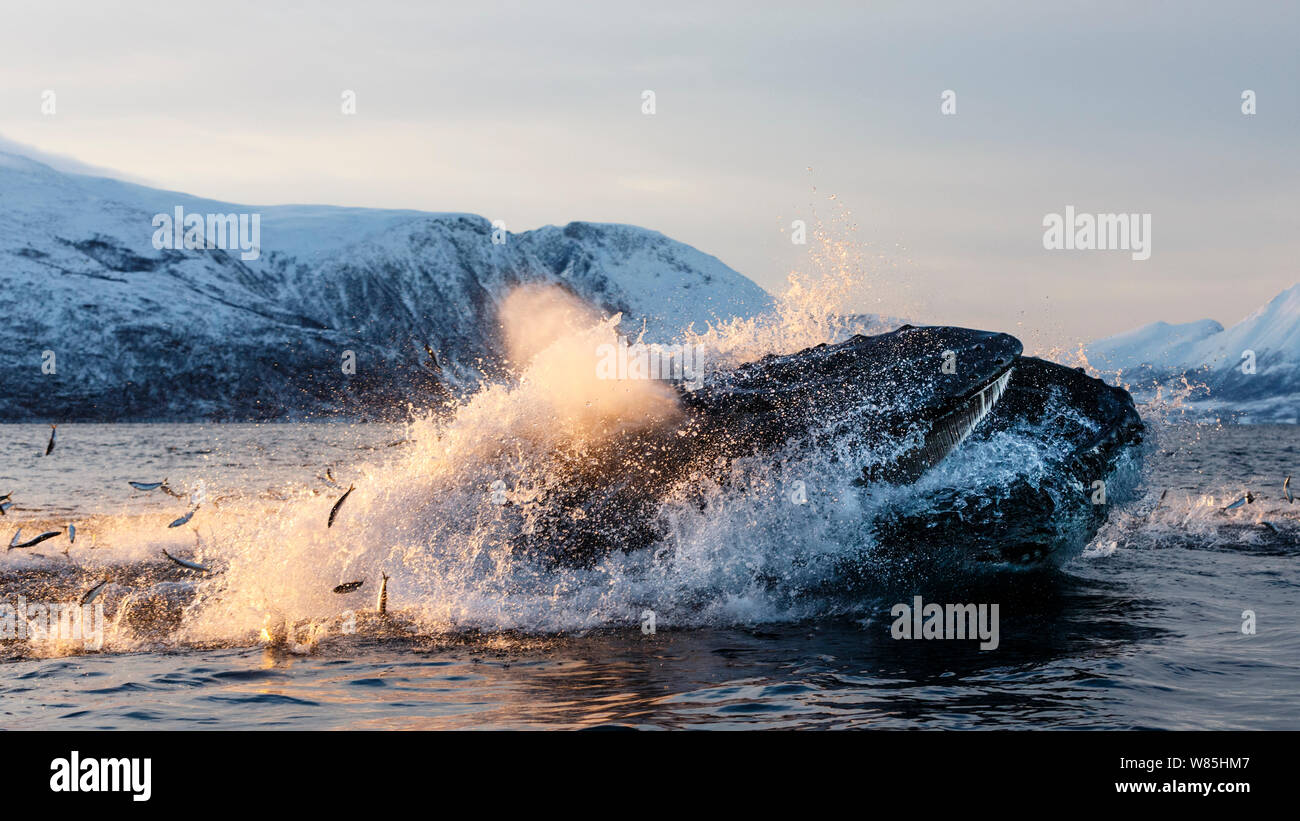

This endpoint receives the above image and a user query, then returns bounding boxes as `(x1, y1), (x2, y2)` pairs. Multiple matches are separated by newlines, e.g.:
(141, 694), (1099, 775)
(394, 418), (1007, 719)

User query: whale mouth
(870, 364), (1015, 484)
(926, 365), (1015, 464)
(868, 353), (1146, 571)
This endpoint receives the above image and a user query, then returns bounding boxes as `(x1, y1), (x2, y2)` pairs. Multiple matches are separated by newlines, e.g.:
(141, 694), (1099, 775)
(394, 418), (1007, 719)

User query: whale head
(682, 324), (1023, 483)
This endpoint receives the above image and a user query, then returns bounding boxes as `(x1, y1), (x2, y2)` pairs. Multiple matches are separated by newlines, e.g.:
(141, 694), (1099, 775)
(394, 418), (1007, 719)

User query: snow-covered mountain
(1085, 284), (1300, 422)
(0, 148), (772, 421)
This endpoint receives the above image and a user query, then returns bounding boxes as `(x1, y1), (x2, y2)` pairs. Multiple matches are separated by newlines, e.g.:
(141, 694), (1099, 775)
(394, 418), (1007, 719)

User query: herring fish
(44, 424), (56, 456)
(161, 548), (212, 573)
(1222, 492), (1254, 511)
(332, 580), (363, 594)
(169, 508), (198, 528)
(377, 572), (389, 615)
(80, 577), (110, 606)
(328, 485), (355, 528)
(129, 481), (164, 491)
(1285, 475), (1293, 504)
(10, 530), (61, 550)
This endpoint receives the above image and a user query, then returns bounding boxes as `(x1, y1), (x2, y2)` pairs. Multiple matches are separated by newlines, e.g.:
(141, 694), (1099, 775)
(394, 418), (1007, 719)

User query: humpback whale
(507, 325), (1144, 571)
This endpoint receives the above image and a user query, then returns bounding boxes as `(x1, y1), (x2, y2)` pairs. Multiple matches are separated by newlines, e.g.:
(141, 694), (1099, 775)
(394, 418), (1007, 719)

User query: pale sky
(1, 0), (1296, 351)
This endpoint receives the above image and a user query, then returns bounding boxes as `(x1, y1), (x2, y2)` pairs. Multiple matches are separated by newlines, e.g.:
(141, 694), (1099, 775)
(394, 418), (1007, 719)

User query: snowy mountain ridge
(0, 147), (772, 421)
(1085, 284), (1300, 422)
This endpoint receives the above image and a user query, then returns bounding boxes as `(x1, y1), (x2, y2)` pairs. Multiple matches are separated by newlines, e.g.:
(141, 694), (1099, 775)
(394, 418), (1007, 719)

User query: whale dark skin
(503, 325), (1144, 570)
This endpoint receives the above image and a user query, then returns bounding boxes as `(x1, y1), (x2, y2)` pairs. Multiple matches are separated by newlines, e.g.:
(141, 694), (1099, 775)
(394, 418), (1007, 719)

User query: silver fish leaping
(332, 580), (363, 594)
(377, 572), (389, 615)
(79, 577), (110, 606)
(68, 523), (76, 544)
(10, 530), (61, 550)
(327, 485), (355, 529)
(161, 548), (212, 573)
(1221, 492), (1254, 512)
(1285, 475), (1293, 504)
(129, 481), (164, 491)
(44, 424), (56, 456)
(168, 507), (199, 528)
